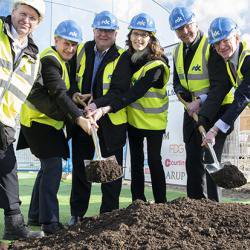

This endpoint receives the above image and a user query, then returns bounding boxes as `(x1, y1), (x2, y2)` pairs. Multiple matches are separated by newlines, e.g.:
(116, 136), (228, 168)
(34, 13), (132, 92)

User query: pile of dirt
(11, 198), (250, 250)
(211, 164), (247, 189)
(85, 158), (123, 183)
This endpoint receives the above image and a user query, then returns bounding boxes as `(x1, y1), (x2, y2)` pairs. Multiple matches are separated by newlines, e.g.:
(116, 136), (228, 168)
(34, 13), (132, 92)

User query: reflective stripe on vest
(20, 47), (70, 130)
(76, 43), (86, 91)
(76, 45), (127, 125)
(174, 35), (233, 105)
(226, 40), (250, 107)
(0, 19), (40, 127)
(127, 60), (170, 130)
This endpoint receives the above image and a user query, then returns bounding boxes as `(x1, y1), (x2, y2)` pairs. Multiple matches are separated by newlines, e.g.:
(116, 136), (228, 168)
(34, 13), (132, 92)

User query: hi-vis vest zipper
(174, 35), (233, 105)
(0, 19), (40, 128)
(127, 60), (170, 130)
(76, 43), (127, 125)
(20, 47), (70, 130)
(226, 40), (250, 107)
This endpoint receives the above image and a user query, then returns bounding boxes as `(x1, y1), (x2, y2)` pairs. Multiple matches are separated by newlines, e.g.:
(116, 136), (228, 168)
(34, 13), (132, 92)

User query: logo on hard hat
(136, 20), (146, 27)
(212, 30), (220, 38)
(175, 17), (183, 23)
(69, 31), (77, 37)
(101, 19), (111, 25)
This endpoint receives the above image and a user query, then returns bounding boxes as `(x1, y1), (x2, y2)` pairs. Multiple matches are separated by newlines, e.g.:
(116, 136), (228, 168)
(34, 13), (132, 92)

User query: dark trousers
(0, 144), (21, 211)
(70, 132), (123, 216)
(28, 157), (62, 224)
(128, 128), (166, 203)
(184, 115), (226, 201)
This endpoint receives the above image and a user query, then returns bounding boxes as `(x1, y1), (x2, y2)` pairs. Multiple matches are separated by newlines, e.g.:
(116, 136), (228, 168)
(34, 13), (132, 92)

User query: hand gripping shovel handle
(176, 94), (220, 166)
(76, 96), (102, 160)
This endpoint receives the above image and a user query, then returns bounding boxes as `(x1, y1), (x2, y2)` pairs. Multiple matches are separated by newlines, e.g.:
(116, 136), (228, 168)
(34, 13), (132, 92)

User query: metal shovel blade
(176, 94), (247, 189)
(201, 130), (247, 189)
(85, 127), (123, 183)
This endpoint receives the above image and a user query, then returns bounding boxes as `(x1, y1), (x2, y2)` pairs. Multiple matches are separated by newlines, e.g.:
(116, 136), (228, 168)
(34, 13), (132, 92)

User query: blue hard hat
(54, 20), (82, 43)
(92, 11), (119, 30)
(169, 7), (195, 30)
(208, 17), (238, 44)
(128, 13), (156, 33)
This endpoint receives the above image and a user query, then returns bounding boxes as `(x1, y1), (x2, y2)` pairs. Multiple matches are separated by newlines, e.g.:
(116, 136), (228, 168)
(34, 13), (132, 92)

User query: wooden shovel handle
(176, 94), (220, 166)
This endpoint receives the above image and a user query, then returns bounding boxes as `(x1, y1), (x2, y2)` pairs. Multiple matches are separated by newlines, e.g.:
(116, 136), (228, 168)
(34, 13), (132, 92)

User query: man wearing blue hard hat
(18, 20), (93, 235)
(202, 17), (250, 146)
(68, 11), (132, 225)
(169, 7), (234, 201)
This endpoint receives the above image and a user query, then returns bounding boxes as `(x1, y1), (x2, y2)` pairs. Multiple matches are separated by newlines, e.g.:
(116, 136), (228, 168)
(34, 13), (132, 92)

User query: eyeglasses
(176, 23), (194, 33)
(95, 29), (115, 34)
(131, 31), (150, 38)
(19, 12), (39, 23)
(213, 36), (234, 48)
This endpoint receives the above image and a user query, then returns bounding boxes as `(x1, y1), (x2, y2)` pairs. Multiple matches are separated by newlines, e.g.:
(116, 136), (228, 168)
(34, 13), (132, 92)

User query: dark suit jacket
(70, 41), (132, 155)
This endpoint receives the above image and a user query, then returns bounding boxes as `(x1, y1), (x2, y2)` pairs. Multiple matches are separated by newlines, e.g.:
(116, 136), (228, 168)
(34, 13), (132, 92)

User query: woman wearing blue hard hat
(90, 13), (170, 203)
(17, 20), (94, 235)
(202, 17), (250, 146)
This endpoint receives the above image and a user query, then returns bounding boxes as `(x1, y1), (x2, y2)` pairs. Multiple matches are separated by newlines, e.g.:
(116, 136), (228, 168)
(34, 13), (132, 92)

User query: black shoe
(68, 216), (83, 226)
(3, 214), (44, 240)
(41, 222), (65, 235)
(28, 218), (41, 227)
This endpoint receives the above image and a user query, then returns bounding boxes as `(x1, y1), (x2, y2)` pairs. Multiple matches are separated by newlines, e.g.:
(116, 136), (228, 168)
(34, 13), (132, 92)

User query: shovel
(76, 96), (123, 183)
(177, 94), (247, 189)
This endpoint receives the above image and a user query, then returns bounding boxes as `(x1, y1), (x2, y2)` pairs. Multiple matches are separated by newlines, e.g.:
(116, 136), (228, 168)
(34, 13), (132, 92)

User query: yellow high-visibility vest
(0, 19), (40, 128)
(226, 40), (250, 107)
(127, 60), (170, 130)
(76, 43), (127, 125)
(20, 47), (70, 130)
(174, 35), (233, 105)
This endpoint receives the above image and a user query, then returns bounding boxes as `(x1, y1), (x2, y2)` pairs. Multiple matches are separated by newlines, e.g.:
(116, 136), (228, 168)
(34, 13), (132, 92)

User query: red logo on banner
(164, 159), (185, 167)
(165, 159), (171, 167)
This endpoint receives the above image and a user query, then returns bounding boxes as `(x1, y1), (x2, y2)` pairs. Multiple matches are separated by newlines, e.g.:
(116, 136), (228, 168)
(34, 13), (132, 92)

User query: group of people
(0, 0), (249, 241)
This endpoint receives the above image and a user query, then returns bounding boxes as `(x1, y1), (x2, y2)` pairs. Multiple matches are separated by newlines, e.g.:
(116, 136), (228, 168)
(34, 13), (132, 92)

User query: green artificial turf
(0, 172), (249, 240)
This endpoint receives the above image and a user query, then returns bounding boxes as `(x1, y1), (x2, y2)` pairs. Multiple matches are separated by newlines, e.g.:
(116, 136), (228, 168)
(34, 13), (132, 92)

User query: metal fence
(222, 119), (250, 181)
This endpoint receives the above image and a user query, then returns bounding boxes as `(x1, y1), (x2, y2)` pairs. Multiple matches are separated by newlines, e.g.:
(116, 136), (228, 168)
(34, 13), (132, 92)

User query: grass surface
(0, 172), (249, 240)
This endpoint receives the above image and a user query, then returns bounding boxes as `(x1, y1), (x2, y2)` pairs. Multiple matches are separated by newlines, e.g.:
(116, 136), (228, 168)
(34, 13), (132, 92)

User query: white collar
(11, 25), (28, 49)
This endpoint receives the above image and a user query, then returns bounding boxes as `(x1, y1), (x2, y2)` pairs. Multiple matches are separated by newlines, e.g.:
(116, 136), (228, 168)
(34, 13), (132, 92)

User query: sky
(156, 0), (250, 41)
(1, 0), (249, 47)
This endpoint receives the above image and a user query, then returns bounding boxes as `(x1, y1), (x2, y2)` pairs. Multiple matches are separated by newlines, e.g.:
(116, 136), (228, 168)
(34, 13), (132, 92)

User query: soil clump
(85, 158), (123, 183)
(211, 164), (247, 188)
(11, 198), (250, 250)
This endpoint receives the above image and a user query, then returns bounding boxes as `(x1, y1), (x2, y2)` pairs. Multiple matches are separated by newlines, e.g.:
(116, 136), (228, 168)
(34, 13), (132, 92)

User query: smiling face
(11, 4), (40, 40)
(55, 37), (78, 61)
(175, 22), (198, 45)
(130, 29), (151, 51)
(93, 28), (117, 52)
(213, 33), (240, 60)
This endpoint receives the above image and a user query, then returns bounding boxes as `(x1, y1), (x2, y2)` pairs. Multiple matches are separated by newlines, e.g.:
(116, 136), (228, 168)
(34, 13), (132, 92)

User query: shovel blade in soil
(85, 157), (123, 183)
(206, 162), (247, 189)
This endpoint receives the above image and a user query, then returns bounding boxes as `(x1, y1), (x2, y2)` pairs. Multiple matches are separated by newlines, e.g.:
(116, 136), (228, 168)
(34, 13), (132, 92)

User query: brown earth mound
(11, 198), (250, 250)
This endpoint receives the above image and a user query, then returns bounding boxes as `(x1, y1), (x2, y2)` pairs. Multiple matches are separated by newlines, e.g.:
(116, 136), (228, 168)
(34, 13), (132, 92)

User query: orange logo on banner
(169, 144), (184, 153)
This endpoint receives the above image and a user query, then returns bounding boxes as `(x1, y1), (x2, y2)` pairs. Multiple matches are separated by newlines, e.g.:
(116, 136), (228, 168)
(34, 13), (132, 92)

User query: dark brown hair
(126, 30), (165, 60)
